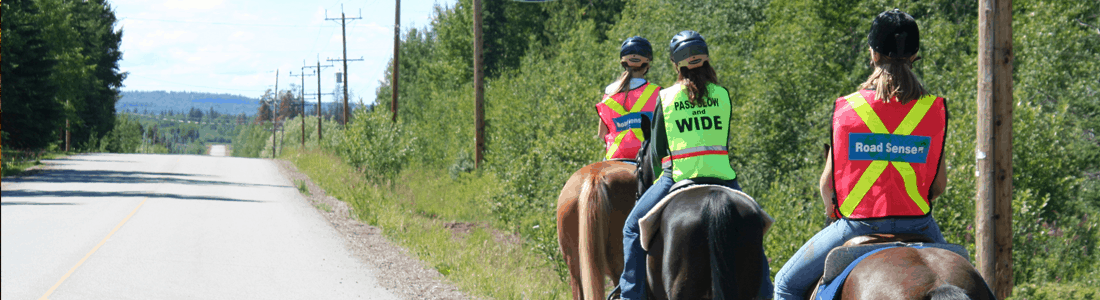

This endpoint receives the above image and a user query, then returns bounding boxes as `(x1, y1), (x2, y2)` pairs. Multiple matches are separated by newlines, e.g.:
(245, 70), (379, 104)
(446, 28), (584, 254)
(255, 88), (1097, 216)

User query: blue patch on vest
(612, 112), (653, 132)
(848, 133), (931, 163)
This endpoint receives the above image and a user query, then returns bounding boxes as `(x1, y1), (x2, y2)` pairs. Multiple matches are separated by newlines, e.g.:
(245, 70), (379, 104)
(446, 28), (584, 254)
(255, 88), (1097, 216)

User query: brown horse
(645, 185), (768, 300)
(837, 246), (994, 300)
(556, 160), (638, 300)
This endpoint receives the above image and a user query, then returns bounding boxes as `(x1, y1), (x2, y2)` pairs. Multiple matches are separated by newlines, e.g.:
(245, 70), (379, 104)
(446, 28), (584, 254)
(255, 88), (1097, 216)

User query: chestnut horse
(646, 185), (768, 300)
(556, 160), (638, 300)
(833, 246), (995, 300)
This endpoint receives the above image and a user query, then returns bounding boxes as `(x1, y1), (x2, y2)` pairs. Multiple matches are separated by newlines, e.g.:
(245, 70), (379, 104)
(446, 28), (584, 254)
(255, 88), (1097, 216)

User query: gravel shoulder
(274, 159), (471, 300)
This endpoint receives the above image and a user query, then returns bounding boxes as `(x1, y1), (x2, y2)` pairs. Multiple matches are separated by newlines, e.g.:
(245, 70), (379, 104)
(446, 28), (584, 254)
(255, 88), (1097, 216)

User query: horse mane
(702, 188), (764, 300)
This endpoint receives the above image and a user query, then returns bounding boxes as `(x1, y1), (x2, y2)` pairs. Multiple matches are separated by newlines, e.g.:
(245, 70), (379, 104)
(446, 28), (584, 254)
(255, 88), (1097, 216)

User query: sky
(113, 0), (454, 104)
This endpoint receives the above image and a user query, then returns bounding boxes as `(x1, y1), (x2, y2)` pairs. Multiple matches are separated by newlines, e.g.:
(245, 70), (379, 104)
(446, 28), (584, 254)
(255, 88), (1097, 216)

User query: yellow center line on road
(37, 197), (150, 300)
(37, 156), (180, 300)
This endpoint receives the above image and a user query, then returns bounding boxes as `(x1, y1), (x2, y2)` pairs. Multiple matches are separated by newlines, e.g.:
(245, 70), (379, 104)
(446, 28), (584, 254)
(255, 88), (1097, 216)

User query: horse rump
(651, 186), (765, 300)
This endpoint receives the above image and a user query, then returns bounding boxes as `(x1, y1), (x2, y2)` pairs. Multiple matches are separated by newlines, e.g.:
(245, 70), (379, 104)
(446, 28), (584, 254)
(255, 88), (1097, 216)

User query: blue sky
(113, 0), (453, 104)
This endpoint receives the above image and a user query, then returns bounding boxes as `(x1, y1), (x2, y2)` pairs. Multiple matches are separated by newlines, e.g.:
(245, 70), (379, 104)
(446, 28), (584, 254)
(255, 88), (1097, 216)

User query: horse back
(842, 247), (993, 300)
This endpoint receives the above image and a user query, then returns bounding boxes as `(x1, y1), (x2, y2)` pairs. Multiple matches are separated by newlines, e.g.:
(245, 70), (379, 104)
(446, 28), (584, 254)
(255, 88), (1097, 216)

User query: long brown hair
(676, 61), (718, 105)
(859, 51), (926, 104)
(610, 63), (650, 94)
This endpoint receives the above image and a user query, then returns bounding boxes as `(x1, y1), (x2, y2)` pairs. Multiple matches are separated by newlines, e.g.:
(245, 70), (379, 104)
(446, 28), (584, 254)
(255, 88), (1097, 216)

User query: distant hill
(117, 91), (261, 116)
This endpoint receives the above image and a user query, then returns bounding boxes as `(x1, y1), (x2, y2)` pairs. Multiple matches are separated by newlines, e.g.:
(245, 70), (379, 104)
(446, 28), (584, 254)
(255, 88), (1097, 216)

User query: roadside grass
(315, 203), (333, 213)
(2, 149), (65, 177)
(283, 148), (569, 299)
(294, 179), (311, 195)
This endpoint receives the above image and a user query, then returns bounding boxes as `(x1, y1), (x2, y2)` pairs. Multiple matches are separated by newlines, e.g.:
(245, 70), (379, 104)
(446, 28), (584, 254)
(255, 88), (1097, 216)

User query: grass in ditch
(2, 149), (65, 177)
(283, 148), (569, 299)
(294, 179), (311, 195)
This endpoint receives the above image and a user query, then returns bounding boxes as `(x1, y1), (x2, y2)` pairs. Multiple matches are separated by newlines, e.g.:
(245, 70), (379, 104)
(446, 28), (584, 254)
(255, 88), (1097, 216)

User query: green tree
(1, 0), (62, 149)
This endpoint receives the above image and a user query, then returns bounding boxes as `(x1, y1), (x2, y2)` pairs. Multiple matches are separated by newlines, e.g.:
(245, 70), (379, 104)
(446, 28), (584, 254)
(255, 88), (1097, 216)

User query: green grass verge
(282, 148), (569, 299)
(2, 149), (66, 177)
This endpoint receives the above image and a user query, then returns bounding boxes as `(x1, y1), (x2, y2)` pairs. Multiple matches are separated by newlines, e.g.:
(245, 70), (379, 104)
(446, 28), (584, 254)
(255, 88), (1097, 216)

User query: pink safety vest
(595, 82), (660, 160)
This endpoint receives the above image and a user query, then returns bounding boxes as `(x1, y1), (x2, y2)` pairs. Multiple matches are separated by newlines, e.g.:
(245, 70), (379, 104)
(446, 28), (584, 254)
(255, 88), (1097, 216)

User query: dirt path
(274, 160), (471, 300)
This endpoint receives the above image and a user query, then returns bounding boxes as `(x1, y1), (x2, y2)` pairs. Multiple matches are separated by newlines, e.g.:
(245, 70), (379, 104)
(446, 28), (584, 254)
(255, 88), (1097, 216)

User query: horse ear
(641, 114), (652, 140)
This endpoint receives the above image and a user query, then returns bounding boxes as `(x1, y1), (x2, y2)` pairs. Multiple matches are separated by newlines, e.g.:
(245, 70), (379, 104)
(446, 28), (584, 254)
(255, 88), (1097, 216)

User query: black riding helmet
(868, 9), (920, 58)
(668, 30), (709, 69)
(620, 36), (653, 61)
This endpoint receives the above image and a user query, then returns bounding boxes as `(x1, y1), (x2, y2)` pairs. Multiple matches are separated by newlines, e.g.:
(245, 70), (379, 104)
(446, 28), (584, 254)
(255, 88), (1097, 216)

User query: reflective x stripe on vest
(599, 83), (659, 160)
(659, 83), (737, 182)
(836, 92), (938, 218)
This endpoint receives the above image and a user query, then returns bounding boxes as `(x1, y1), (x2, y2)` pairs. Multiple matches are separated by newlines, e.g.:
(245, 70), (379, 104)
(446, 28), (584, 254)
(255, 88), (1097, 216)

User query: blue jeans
(619, 175), (772, 300)
(772, 215), (948, 300)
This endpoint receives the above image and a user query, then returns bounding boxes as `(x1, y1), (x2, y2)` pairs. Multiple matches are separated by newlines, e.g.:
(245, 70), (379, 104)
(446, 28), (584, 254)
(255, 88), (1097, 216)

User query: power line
(326, 4), (363, 128)
(121, 17), (332, 28)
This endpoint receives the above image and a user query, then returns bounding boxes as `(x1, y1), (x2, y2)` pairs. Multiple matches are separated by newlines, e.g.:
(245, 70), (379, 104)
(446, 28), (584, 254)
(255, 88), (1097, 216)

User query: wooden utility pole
(305, 60), (334, 141)
(326, 6), (362, 127)
(473, 0), (484, 168)
(292, 66), (315, 147)
(976, 0), (1013, 298)
(392, 0), (400, 123)
(272, 70), (279, 158)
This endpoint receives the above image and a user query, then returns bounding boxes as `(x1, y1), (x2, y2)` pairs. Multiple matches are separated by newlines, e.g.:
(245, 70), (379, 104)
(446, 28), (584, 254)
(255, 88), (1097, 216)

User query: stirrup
(606, 285), (622, 300)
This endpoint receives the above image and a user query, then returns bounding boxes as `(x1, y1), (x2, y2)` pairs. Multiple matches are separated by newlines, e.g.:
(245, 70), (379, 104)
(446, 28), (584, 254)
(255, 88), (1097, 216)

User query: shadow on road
(1, 190), (266, 203)
(1, 201), (78, 206)
(5, 169), (287, 188)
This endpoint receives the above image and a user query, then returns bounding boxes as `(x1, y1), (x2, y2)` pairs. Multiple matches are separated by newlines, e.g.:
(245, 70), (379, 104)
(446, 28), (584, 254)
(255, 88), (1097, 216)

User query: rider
(597, 36), (661, 161)
(773, 9), (950, 299)
(613, 30), (772, 300)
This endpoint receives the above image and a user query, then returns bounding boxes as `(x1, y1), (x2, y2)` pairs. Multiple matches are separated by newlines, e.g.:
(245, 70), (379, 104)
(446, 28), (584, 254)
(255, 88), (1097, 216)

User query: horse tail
(703, 188), (764, 300)
(578, 171), (611, 300)
(926, 285), (972, 300)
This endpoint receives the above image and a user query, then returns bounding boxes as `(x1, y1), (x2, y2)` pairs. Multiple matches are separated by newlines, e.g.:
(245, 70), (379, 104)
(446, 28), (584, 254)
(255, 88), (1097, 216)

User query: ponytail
(609, 63), (650, 94)
(860, 55), (926, 104)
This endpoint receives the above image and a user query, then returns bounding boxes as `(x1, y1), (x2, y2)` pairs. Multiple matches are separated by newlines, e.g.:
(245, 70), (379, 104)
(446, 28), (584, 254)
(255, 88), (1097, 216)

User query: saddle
(811, 234), (971, 300)
(636, 179), (772, 252)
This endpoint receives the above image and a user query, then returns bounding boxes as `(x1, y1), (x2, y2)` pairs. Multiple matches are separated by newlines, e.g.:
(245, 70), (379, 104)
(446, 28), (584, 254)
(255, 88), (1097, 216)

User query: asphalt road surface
(1, 154), (400, 300)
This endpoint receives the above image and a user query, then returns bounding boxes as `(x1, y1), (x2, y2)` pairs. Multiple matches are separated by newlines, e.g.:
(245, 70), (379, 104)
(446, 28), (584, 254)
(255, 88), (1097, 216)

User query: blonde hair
(859, 51), (927, 104)
(610, 63), (650, 94)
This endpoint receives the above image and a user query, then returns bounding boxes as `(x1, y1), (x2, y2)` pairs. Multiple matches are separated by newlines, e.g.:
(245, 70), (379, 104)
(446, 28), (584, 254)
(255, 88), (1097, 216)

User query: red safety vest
(596, 82), (660, 160)
(832, 90), (945, 219)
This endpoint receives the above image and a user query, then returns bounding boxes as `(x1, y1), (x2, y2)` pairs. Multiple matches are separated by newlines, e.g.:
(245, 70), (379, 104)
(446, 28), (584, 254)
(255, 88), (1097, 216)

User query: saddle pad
(637, 185), (769, 252)
(816, 246), (897, 300)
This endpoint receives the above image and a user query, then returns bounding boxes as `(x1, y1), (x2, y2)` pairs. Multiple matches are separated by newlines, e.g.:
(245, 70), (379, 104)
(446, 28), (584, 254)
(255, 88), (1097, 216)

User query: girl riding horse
(613, 30), (773, 300)
(773, 9), (954, 300)
(557, 36), (661, 300)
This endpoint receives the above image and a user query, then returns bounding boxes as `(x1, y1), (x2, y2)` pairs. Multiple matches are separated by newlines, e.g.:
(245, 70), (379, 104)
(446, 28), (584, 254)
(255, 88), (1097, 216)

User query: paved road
(209, 145), (227, 157)
(1, 154), (399, 300)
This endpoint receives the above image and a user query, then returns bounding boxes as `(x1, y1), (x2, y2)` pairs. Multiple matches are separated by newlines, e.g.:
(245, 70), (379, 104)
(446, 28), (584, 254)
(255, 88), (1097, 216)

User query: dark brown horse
(556, 160), (638, 300)
(645, 185), (768, 300)
(807, 234), (995, 300)
(838, 246), (994, 300)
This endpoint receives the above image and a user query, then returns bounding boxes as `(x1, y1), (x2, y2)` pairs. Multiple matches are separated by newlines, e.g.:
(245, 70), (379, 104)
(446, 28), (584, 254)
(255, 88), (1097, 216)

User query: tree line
(2, 0), (125, 150)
